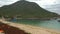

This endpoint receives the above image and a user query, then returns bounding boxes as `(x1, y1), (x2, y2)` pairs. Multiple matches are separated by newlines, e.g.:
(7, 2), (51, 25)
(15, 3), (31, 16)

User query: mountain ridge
(0, 0), (58, 18)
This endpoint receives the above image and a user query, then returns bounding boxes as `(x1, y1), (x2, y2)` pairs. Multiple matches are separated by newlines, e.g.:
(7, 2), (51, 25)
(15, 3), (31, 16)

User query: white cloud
(0, 0), (18, 7)
(0, 0), (58, 7)
(0, 1), (7, 7)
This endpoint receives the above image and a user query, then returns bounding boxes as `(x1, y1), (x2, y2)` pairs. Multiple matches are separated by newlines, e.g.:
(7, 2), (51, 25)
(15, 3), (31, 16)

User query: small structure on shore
(10, 16), (17, 22)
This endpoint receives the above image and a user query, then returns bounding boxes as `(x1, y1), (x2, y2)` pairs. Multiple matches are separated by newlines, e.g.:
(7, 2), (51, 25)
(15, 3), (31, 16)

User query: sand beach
(0, 19), (60, 34)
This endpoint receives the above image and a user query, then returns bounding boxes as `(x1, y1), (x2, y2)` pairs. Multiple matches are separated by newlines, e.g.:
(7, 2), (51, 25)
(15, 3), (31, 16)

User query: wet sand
(0, 19), (60, 34)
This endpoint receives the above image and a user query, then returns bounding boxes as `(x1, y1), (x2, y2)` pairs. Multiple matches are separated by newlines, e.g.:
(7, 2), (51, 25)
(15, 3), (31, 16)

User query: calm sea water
(12, 19), (60, 31)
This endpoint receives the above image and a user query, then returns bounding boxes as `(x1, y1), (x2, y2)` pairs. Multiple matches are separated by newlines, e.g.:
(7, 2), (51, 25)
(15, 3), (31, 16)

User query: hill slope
(0, 0), (58, 18)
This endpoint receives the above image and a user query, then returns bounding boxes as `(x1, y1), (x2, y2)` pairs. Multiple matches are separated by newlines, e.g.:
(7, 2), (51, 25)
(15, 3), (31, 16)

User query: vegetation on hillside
(0, 0), (58, 18)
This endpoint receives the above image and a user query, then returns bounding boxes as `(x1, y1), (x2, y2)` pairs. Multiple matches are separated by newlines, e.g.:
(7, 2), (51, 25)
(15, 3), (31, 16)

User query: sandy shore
(0, 22), (28, 34)
(0, 19), (60, 34)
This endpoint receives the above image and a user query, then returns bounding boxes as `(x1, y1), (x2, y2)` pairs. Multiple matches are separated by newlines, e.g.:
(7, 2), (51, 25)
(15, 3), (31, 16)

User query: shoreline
(0, 22), (28, 34)
(0, 19), (60, 34)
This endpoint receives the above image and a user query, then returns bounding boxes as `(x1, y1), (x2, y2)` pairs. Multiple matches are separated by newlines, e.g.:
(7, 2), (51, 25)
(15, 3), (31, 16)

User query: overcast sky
(0, 0), (60, 15)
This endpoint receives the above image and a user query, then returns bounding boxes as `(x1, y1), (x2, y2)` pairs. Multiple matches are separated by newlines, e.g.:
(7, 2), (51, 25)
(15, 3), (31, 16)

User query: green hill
(0, 0), (58, 18)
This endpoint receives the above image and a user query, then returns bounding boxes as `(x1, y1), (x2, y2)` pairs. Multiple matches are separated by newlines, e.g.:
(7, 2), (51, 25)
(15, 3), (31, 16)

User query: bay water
(12, 19), (60, 31)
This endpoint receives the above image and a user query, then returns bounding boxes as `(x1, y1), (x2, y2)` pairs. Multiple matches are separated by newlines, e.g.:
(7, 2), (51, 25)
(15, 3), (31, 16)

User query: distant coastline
(15, 17), (58, 20)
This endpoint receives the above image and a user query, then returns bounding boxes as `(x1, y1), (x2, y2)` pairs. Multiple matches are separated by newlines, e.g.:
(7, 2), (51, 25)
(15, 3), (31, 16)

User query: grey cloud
(43, 4), (60, 14)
